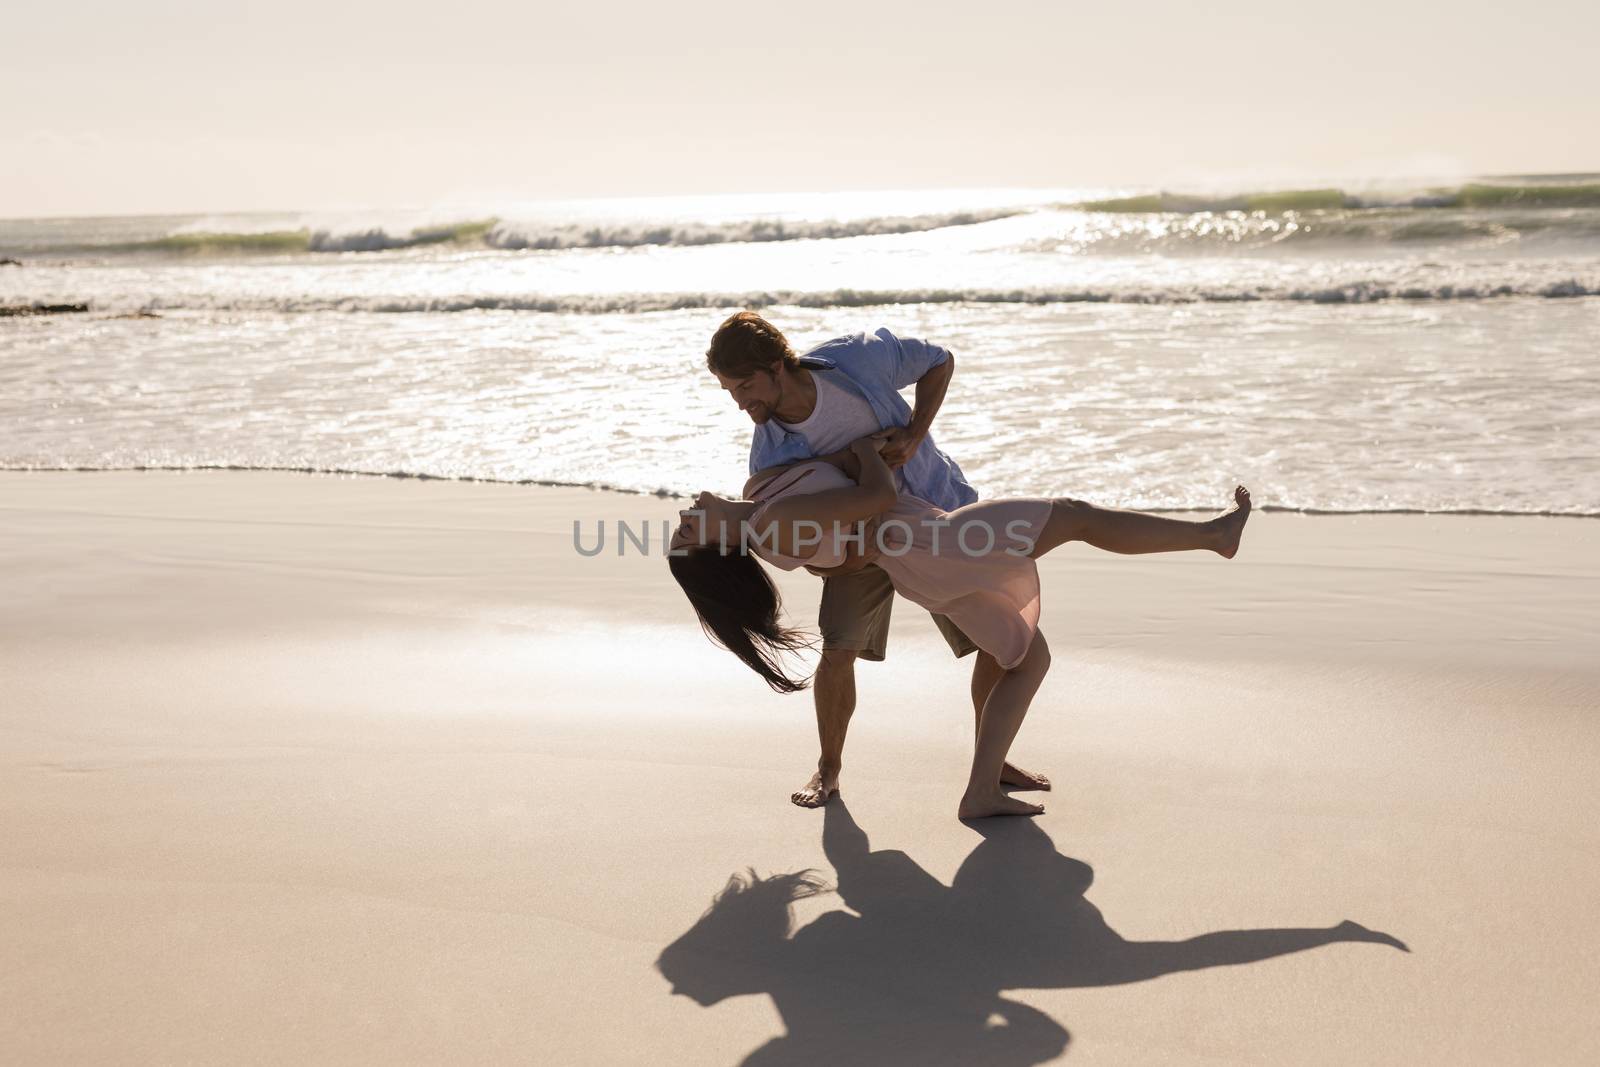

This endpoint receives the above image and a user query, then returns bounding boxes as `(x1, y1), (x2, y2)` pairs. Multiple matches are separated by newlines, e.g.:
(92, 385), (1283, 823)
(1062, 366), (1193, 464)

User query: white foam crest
(482, 209), (1027, 251)
(44, 278), (1585, 316)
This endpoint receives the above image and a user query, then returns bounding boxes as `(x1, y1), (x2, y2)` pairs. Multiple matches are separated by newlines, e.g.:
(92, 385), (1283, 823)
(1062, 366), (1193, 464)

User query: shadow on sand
(659, 800), (1407, 1065)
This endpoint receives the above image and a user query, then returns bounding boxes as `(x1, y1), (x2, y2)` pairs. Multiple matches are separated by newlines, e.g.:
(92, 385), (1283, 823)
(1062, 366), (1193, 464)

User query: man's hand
(874, 425), (925, 469)
(804, 516), (882, 577)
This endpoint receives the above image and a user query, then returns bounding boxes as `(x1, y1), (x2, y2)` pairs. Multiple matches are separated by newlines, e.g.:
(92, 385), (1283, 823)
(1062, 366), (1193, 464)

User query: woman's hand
(804, 516), (882, 577)
(849, 432), (889, 456)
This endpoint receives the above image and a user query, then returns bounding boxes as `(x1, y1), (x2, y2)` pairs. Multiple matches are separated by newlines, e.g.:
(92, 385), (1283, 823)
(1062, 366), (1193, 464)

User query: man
(705, 311), (1050, 807)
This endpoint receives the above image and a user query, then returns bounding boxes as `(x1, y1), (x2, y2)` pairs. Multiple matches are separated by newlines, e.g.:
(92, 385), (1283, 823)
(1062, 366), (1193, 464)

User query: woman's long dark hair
(669, 546), (815, 693)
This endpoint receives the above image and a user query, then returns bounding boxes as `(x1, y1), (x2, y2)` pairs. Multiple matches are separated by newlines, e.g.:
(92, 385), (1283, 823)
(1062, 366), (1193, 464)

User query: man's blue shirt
(747, 327), (979, 511)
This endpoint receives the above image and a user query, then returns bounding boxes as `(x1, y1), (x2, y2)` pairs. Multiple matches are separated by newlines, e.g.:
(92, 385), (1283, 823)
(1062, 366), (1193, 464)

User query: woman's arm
(760, 436), (897, 557)
(850, 433), (898, 506)
(744, 448), (861, 500)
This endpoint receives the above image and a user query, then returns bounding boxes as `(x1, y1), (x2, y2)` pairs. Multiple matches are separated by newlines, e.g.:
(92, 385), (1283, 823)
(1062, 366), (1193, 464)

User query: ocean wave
(483, 209), (1024, 250)
(8, 463), (1599, 517)
(1029, 209), (1600, 254)
(306, 220), (495, 252)
(92, 220), (496, 257)
(1066, 179), (1600, 214)
(0, 463), (667, 496)
(114, 230), (314, 255)
(45, 209), (1025, 259)
(50, 279), (1583, 315)
(1068, 179), (1600, 214)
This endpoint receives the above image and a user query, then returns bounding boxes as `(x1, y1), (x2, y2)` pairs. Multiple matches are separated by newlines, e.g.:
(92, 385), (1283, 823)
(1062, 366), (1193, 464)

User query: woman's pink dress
(747, 461), (1054, 670)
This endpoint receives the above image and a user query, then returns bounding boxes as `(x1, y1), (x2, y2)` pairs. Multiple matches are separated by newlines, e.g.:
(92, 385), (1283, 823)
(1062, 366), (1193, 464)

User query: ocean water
(4, 178), (1599, 515)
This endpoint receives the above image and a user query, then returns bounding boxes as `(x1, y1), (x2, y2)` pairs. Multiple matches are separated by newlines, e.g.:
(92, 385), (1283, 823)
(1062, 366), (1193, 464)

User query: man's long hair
(668, 546), (814, 693)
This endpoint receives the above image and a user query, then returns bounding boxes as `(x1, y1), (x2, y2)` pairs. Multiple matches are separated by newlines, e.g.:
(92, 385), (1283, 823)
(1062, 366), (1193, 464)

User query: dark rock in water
(0, 257), (21, 266)
(0, 302), (90, 317)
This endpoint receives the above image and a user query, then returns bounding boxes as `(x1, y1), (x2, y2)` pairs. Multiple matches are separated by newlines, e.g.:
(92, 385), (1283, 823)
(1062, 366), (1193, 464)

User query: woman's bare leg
(960, 631), (1052, 819)
(970, 652), (1052, 792)
(1030, 486), (1251, 560)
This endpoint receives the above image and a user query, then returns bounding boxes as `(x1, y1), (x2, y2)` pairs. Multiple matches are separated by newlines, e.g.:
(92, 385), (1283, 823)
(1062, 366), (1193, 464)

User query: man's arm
(877, 351), (954, 469)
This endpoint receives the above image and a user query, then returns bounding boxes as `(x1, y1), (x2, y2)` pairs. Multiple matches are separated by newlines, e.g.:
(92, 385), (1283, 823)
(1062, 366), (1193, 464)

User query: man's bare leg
(792, 647), (857, 808)
(970, 651), (1051, 791)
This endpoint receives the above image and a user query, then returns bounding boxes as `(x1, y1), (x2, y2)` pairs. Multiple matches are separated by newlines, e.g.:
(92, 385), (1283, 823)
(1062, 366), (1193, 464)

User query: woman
(669, 432), (1250, 819)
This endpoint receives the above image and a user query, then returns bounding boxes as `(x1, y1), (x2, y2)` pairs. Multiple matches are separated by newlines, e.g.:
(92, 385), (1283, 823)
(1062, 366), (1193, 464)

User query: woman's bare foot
(959, 787), (1045, 819)
(791, 768), (839, 808)
(1210, 485), (1252, 559)
(1000, 762), (1051, 791)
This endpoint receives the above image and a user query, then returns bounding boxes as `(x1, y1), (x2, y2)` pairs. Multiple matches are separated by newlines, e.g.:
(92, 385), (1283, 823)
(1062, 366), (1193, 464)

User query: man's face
(715, 368), (781, 425)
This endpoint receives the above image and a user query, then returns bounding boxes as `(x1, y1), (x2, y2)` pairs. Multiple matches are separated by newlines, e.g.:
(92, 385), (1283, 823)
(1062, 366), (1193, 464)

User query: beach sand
(3, 471), (1597, 1064)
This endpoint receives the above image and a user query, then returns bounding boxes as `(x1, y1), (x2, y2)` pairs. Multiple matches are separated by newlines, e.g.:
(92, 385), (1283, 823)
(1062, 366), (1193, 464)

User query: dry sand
(2, 471), (1597, 1064)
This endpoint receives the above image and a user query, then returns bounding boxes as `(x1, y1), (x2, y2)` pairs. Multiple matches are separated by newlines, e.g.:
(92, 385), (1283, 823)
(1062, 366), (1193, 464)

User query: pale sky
(5, 0), (1597, 217)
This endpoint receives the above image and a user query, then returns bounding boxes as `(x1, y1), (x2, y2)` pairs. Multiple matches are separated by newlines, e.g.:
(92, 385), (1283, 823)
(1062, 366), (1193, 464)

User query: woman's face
(670, 490), (737, 553)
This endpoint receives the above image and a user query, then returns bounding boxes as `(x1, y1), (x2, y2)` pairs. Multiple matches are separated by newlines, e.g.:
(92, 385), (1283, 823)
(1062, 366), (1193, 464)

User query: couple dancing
(669, 312), (1251, 819)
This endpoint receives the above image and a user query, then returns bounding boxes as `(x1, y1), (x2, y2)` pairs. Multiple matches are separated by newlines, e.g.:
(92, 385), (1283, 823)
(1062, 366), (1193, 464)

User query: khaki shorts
(819, 564), (978, 662)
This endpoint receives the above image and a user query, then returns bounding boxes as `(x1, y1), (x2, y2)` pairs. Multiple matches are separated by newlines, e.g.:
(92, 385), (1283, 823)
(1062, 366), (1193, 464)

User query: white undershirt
(774, 371), (880, 454)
